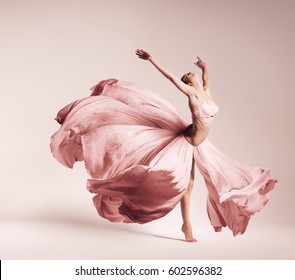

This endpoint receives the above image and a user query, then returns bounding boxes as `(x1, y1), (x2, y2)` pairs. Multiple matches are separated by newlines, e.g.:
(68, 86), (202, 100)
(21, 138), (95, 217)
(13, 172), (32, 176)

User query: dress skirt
(50, 79), (277, 236)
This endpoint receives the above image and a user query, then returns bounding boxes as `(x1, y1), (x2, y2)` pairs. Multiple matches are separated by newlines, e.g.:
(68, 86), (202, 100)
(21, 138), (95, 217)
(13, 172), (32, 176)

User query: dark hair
(181, 74), (188, 84)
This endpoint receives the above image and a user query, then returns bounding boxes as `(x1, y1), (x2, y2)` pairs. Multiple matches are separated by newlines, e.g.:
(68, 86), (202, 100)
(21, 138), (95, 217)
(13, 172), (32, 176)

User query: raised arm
(195, 56), (210, 92)
(135, 49), (194, 96)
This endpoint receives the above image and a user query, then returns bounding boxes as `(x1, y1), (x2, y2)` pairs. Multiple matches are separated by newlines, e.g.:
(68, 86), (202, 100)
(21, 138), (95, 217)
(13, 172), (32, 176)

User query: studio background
(1, 0), (294, 259)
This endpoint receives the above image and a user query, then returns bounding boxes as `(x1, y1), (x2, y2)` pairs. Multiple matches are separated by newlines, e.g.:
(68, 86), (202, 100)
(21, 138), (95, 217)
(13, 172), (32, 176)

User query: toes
(185, 238), (198, 243)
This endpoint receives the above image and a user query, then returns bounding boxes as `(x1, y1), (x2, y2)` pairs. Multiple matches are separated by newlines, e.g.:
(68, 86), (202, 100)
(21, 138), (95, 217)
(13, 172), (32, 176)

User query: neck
(191, 81), (203, 91)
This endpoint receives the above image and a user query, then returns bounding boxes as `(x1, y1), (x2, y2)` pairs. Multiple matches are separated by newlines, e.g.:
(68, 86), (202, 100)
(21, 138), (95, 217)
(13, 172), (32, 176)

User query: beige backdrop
(0, 0), (294, 259)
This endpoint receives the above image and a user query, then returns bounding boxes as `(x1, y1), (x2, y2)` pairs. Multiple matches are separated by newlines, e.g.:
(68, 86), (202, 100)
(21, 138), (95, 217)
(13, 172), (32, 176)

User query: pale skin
(135, 49), (217, 242)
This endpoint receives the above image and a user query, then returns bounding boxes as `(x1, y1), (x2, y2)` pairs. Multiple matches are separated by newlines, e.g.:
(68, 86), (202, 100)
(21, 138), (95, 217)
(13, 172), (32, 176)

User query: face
(181, 72), (199, 85)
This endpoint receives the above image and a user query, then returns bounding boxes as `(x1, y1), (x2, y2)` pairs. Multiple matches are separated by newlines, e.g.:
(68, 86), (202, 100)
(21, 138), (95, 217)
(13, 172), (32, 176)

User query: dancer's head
(181, 72), (200, 87)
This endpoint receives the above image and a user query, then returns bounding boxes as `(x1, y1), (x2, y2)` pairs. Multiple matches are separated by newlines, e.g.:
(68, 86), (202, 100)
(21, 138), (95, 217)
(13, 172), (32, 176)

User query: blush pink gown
(50, 79), (277, 236)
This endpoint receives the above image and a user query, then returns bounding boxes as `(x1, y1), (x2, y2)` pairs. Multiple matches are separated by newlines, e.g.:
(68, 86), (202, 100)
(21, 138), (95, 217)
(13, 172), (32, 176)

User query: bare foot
(181, 224), (198, 243)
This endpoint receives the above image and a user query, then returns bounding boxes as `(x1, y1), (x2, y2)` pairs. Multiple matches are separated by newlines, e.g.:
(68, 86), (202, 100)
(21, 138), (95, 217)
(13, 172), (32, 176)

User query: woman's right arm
(136, 49), (194, 96)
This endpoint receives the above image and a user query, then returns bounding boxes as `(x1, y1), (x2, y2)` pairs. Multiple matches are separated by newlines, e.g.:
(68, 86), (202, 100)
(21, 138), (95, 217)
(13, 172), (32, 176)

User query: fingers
(135, 49), (145, 58)
(135, 49), (151, 60)
(193, 56), (202, 66)
(194, 56), (207, 68)
(135, 49), (145, 54)
(135, 49), (144, 59)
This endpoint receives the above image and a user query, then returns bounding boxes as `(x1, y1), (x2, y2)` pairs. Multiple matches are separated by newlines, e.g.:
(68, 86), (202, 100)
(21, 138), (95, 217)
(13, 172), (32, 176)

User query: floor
(1, 208), (294, 260)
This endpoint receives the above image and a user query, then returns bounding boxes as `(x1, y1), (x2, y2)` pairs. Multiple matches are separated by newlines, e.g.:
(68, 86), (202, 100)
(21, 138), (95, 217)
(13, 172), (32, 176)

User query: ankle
(182, 224), (192, 230)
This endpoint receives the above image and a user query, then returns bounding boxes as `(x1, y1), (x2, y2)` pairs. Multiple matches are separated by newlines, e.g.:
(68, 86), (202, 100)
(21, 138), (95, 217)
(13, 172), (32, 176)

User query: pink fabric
(50, 79), (277, 236)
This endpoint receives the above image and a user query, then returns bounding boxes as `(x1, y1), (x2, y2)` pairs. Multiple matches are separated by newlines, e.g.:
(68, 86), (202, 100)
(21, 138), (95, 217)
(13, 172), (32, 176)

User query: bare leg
(180, 157), (197, 242)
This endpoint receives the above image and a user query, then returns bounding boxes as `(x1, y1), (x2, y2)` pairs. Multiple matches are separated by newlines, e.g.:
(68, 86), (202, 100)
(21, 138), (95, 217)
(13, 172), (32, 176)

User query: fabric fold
(193, 140), (277, 235)
(50, 78), (277, 236)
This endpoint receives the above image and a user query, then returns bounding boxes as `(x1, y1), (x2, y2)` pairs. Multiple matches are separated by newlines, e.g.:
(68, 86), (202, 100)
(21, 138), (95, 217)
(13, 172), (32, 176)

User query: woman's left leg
(180, 157), (197, 242)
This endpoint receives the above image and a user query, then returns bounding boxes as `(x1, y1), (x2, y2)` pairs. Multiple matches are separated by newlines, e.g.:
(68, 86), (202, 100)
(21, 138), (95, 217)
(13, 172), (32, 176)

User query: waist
(183, 124), (210, 146)
(184, 123), (211, 135)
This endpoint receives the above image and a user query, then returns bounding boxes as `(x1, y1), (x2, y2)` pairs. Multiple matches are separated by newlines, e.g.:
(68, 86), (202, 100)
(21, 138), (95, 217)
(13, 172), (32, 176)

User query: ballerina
(50, 50), (277, 243)
(136, 49), (219, 242)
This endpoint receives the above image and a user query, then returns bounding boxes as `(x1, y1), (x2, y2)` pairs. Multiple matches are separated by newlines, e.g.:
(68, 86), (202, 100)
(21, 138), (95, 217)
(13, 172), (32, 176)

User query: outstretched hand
(194, 56), (207, 69)
(135, 49), (152, 60)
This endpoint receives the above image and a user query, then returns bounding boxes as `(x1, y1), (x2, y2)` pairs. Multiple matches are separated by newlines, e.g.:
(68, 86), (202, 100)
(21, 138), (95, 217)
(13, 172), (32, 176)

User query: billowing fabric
(50, 79), (277, 236)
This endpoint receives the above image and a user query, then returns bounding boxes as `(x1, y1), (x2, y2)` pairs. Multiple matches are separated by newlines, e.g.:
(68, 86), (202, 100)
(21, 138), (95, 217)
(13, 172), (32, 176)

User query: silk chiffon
(50, 79), (277, 236)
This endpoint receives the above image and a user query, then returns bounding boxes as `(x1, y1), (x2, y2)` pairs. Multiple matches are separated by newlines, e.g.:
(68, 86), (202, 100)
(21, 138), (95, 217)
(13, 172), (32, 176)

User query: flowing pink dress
(50, 79), (277, 236)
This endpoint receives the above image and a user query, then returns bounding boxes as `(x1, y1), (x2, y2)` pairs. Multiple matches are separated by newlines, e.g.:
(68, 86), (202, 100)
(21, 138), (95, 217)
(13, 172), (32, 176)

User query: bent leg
(180, 157), (197, 242)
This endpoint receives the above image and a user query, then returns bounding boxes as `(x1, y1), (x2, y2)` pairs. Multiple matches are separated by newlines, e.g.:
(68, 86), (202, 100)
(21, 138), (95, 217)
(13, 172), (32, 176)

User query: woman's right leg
(180, 157), (197, 242)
